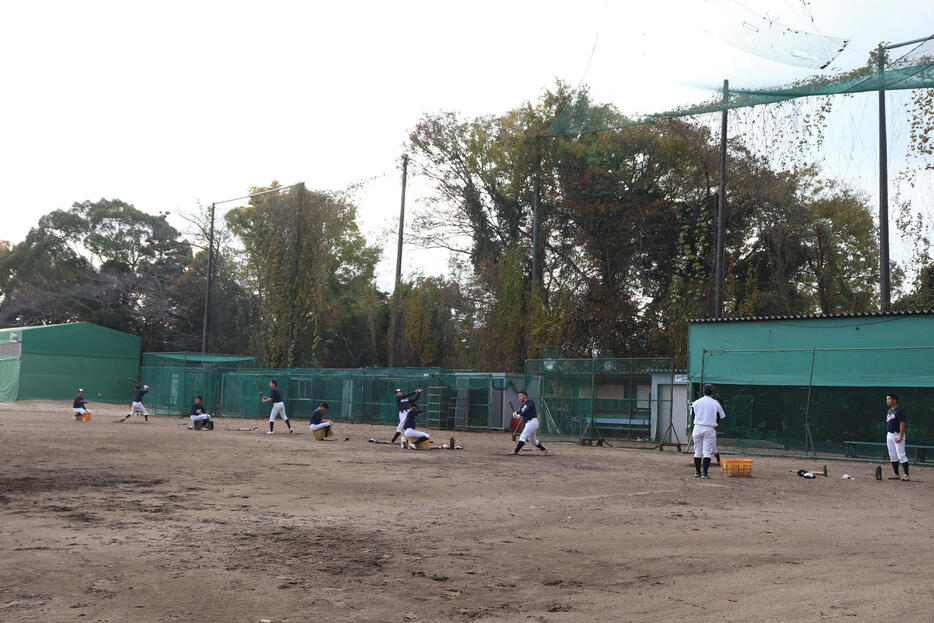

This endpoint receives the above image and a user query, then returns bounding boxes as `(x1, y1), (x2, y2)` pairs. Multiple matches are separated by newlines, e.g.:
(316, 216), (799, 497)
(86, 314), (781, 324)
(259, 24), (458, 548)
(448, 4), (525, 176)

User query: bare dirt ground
(2, 400), (932, 623)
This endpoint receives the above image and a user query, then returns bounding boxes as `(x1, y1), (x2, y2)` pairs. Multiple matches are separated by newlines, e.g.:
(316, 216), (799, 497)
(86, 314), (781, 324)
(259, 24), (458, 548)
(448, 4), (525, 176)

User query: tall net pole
(877, 45), (891, 311)
(389, 154), (408, 367)
(714, 79), (729, 318)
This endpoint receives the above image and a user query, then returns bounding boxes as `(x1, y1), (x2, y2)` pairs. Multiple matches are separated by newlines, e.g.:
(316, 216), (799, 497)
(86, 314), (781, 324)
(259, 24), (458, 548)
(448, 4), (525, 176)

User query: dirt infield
(2, 401), (932, 622)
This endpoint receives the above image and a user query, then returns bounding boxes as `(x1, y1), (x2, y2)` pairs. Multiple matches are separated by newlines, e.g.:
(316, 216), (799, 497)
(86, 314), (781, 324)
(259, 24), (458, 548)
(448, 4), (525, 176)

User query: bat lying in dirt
(225, 427), (260, 432)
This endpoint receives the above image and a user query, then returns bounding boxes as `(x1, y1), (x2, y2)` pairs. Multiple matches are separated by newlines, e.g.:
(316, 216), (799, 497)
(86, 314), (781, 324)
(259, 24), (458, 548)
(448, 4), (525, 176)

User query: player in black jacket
(72, 388), (92, 420)
(261, 379), (292, 434)
(309, 402), (333, 438)
(512, 392), (550, 455)
(119, 384), (150, 423)
(401, 404), (430, 448)
(391, 387), (423, 443)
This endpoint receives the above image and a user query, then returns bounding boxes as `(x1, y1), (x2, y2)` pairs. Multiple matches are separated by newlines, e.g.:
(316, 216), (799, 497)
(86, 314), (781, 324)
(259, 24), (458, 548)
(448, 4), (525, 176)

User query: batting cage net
(525, 357), (678, 446)
(140, 352), (261, 417)
(216, 367), (526, 432)
(547, 34), (934, 137)
(697, 346), (934, 464)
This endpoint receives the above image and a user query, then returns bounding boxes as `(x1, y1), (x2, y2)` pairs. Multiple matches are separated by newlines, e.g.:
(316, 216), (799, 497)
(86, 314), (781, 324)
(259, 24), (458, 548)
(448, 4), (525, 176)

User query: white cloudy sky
(1, 0), (933, 290)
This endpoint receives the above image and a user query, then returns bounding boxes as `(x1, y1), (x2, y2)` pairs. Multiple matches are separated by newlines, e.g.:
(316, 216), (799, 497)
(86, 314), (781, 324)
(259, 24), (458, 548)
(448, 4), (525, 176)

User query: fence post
(804, 349), (817, 456)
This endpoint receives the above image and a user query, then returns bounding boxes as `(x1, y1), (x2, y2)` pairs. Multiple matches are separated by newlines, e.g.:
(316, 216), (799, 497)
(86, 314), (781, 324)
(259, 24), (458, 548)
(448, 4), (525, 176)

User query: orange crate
(720, 458), (753, 478)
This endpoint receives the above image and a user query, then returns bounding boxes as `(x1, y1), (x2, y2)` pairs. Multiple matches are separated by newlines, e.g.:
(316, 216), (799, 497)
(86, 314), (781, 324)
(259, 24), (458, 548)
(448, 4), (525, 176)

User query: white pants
(269, 402), (287, 422)
(129, 401), (148, 416)
(887, 432), (908, 463)
(309, 421), (332, 431)
(73, 408), (89, 415)
(190, 413), (211, 422)
(519, 418), (539, 445)
(692, 425), (717, 459)
(404, 428), (429, 442)
(395, 411), (407, 433)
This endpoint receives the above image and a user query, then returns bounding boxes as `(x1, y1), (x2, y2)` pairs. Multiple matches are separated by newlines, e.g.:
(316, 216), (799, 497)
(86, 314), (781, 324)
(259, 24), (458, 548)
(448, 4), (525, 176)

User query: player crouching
(189, 396), (214, 431)
(309, 402), (334, 439)
(401, 405), (430, 449)
(72, 388), (93, 421)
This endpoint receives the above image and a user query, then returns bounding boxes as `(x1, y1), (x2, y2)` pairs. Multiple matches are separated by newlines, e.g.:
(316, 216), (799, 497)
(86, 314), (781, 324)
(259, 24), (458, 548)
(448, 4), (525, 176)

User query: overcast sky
(2, 0), (933, 290)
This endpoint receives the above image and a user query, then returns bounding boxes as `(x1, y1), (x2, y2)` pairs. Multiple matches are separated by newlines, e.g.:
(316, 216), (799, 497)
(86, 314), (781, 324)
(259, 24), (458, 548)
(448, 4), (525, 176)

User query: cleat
(288, 429), (294, 434)
(701, 473), (711, 479)
(694, 472), (701, 478)
(901, 474), (911, 481)
(266, 431), (274, 435)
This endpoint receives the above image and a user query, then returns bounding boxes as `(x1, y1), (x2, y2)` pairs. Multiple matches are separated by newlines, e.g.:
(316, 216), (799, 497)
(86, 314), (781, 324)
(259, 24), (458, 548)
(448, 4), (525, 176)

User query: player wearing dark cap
(391, 387), (422, 444)
(691, 383), (725, 478)
(885, 392), (909, 481)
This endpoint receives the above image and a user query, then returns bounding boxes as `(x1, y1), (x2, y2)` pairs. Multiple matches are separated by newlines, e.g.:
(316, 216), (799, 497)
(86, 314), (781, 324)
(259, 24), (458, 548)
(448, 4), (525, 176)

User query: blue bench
(593, 417), (650, 433)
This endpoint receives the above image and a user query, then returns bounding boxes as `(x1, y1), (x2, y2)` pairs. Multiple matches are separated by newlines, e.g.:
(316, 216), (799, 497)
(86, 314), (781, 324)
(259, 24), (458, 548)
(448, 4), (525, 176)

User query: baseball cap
(395, 388), (402, 392)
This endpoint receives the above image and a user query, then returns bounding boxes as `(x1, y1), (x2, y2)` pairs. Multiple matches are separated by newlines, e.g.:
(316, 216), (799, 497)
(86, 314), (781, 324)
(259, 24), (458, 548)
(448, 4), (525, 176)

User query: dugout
(140, 352), (261, 417)
(0, 322), (140, 403)
(689, 311), (934, 460)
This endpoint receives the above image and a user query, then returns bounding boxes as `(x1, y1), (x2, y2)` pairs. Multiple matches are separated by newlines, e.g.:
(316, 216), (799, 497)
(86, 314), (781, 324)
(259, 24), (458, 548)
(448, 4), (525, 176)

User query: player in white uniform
(691, 384), (725, 478)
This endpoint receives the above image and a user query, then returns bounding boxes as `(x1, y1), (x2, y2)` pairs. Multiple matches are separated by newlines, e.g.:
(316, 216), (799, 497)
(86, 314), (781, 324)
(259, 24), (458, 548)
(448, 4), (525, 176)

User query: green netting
(0, 322), (140, 403)
(525, 357), (677, 444)
(216, 368), (523, 432)
(547, 35), (934, 137)
(140, 351), (262, 416)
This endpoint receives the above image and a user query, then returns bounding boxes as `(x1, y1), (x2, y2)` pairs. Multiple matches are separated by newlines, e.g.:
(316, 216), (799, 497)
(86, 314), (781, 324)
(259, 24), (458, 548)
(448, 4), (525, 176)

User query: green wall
(689, 315), (934, 387)
(0, 323), (140, 403)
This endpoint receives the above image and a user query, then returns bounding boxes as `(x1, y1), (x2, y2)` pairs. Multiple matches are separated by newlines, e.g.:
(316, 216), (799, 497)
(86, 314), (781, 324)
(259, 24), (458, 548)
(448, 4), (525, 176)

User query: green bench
(843, 440), (934, 463)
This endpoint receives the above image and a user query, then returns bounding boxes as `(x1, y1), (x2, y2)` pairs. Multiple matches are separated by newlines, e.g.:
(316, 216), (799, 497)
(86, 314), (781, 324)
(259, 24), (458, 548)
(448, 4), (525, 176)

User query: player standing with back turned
(691, 383), (725, 478)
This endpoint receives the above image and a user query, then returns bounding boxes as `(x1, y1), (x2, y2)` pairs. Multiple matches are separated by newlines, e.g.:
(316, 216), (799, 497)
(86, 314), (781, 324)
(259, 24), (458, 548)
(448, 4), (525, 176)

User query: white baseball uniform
(691, 395), (725, 459)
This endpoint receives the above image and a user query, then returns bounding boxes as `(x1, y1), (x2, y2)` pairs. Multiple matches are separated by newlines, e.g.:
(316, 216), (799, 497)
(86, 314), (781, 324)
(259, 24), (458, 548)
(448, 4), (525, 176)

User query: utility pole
(201, 202), (216, 353)
(714, 79), (729, 318)
(877, 43), (891, 311)
(200, 183), (303, 353)
(389, 154), (408, 366)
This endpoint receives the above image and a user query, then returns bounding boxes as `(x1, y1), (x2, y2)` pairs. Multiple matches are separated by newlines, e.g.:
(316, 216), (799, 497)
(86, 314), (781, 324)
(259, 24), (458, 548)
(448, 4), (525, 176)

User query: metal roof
(689, 310), (934, 324)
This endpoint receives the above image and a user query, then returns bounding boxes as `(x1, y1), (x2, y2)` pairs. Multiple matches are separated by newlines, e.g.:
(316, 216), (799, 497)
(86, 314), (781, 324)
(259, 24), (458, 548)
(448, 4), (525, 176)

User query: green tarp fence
(689, 317), (934, 462)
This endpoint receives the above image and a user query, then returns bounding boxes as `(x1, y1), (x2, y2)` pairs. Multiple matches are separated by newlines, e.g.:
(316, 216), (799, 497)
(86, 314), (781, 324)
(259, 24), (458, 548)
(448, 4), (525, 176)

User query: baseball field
(2, 401), (932, 622)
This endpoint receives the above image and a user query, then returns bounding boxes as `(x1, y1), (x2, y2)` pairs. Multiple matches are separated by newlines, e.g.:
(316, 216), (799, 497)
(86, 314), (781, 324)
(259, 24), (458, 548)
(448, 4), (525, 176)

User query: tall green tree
(226, 183), (380, 367)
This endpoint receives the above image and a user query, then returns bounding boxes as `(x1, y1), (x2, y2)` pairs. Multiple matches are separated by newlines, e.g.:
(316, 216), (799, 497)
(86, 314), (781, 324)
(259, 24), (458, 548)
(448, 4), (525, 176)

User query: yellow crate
(720, 458), (753, 478)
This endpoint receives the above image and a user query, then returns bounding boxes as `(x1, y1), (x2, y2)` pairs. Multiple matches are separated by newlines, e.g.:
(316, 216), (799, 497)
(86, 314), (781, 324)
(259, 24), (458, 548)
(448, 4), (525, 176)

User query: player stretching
(72, 388), (92, 420)
(309, 402), (333, 438)
(885, 392), (910, 481)
(390, 387), (423, 444)
(401, 404), (430, 448)
(190, 396), (213, 430)
(120, 384), (149, 423)
(691, 383), (725, 478)
(511, 391), (550, 455)
(261, 379), (292, 434)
